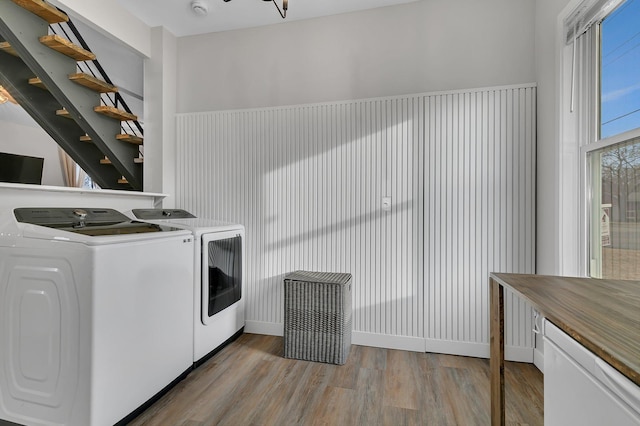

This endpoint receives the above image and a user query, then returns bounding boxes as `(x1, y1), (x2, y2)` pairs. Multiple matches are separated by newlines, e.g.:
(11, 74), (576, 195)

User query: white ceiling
(113, 0), (420, 37)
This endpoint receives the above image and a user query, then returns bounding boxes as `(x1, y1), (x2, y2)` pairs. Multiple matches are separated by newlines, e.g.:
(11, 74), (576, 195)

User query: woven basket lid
(284, 270), (351, 285)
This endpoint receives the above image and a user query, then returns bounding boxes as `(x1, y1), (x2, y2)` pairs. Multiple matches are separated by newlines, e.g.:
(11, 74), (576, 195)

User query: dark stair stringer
(0, 50), (126, 189)
(0, 0), (142, 190)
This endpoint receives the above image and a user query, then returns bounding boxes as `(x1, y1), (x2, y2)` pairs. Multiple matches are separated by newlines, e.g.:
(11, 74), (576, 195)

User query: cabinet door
(543, 322), (640, 426)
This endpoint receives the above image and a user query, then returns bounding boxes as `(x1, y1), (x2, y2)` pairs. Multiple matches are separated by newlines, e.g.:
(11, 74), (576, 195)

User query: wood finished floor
(129, 333), (543, 426)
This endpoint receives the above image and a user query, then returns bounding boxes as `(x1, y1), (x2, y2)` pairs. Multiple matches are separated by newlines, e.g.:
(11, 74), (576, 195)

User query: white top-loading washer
(129, 209), (245, 364)
(0, 208), (194, 426)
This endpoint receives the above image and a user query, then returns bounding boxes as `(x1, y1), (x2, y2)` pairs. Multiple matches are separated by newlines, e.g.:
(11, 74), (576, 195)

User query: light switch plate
(382, 196), (392, 211)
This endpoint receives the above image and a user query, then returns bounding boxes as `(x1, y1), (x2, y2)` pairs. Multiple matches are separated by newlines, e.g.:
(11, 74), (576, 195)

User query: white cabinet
(543, 320), (640, 426)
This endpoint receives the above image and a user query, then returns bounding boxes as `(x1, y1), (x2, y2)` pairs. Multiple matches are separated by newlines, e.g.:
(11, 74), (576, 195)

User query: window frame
(580, 3), (640, 278)
(558, 0), (640, 278)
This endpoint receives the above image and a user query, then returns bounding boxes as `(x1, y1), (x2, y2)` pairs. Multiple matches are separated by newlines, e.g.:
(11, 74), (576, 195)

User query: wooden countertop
(490, 273), (640, 387)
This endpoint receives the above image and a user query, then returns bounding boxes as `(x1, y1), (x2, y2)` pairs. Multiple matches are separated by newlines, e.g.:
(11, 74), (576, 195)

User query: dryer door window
(203, 233), (242, 320)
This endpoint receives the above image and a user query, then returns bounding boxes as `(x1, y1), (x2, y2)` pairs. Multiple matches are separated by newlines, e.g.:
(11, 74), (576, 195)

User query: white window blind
(564, 0), (625, 44)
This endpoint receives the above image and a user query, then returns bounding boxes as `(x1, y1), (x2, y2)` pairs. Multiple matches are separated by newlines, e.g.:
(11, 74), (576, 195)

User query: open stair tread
(56, 108), (72, 118)
(79, 134), (143, 145)
(39, 35), (95, 61)
(116, 133), (143, 145)
(94, 105), (137, 122)
(100, 157), (142, 165)
(69, 73), (117, 93)
(28, 77), (47, 90)
(0, 41), (19, 57)
(12, 0), (68, 23)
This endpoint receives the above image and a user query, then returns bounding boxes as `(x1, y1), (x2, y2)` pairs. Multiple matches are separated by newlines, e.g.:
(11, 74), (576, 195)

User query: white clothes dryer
(0, 208), (194, 426)
(129, 209), (245, 364)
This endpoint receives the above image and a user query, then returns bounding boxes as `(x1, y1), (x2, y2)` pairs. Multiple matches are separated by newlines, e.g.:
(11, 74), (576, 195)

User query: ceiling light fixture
(264, 0), (288, 19)
(191, 0), (209, 16)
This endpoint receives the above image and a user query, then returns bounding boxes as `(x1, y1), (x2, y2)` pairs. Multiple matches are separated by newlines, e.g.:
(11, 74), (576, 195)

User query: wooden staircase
(0, 0), (144, 190)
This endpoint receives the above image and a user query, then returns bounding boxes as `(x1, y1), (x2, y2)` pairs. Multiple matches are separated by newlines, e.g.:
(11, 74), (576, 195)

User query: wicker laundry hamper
(283, 271), (352, 365)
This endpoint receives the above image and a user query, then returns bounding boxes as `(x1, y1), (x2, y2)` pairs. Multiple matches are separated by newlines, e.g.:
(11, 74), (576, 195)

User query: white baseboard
(533, 331), (545, 373)
(244, 323), (535, 363)
(425, 338), (489, 358)
(506, 345), (535, 363)
(245, 320), (283, 336)
(352, 331), (425, 352)
(425, 338), (533, 362)
(533, 346), (544, 373)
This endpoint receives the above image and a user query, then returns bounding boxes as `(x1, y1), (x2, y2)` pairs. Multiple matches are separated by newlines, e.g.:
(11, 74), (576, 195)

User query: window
(583, 0), (640, 279)
(600, 0), (640, 138)
(590, 137), (640, 279)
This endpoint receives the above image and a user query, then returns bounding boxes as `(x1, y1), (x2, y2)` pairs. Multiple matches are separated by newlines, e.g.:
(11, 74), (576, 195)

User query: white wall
(173, 0), (538, 358)
(0, 106), (64, 187)
(143, 27), (178, 202)
(534, 0), (573, 276)
(47, 0), (151, 57)
(176, 84), (537, 360)
(177, 0), (536, 112)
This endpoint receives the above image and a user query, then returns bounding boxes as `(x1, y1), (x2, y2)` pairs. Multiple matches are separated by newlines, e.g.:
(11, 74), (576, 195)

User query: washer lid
(14, 208), (179, 236)
(132, 208), (196, 220)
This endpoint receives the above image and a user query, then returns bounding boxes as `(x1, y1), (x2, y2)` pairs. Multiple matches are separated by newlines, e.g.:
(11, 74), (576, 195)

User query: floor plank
(128, 333), (543, 425)
(383, 349), (420, 410)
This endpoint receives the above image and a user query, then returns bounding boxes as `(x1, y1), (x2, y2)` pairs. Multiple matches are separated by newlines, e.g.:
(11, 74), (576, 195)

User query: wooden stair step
(69, 73), (118, 93)
(101, 157), (142, 165)
(12, 0), (68, 23)
(39, 35), (95, 61)
(58, 107), (140, 124)
(28, 77), (47, 90)
(94, 105), (137, 121)
(116, 133), (143, 145)
(0, 86), (17, 104)
(0, 41), (19, 57)
(81, 134), (143, 146)
(56, 108), (72, 118)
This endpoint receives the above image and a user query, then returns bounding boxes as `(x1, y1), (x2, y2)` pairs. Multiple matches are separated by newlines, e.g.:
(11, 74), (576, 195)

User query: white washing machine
(0, 207), (194, 426)
(129, 209), (245, 364)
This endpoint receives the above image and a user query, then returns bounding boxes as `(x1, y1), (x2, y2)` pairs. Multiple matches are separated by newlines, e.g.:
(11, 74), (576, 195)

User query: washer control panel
(131, 209), (197, 220)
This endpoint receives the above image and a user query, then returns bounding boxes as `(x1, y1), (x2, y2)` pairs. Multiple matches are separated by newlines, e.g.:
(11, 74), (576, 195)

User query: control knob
(73, 209), (88, 219)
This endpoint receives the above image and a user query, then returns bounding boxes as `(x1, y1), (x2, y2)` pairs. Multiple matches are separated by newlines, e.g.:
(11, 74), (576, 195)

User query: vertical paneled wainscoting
(176, 83), (536, 361)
